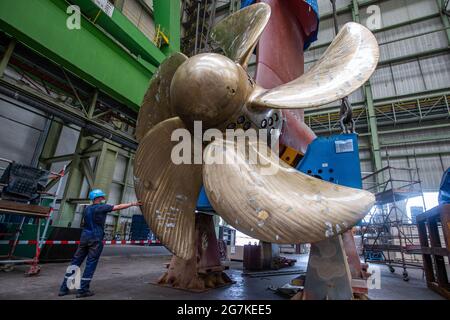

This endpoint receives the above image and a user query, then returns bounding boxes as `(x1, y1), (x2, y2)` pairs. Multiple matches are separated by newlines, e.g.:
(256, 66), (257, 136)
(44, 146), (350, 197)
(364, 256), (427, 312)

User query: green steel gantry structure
(0, 0), (180, 110)
(0, 0), (181, 229)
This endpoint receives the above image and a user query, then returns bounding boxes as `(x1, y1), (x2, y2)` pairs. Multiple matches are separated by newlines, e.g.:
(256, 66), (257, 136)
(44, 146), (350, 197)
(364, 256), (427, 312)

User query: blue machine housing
(296, 133), (362, 189)
(196, 133), (363, 211)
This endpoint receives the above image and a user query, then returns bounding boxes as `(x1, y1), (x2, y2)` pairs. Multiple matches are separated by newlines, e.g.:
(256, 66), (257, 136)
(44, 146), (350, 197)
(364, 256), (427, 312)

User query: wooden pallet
(0, 199), (50, 217)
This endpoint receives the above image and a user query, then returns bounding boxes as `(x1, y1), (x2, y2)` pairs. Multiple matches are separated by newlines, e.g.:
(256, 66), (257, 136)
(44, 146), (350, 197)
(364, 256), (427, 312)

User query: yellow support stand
(153, 24), (170, 48)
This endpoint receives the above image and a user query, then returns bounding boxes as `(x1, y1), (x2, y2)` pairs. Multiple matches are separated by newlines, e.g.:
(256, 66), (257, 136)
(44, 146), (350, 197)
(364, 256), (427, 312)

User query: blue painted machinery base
(197, 133), (364, 218)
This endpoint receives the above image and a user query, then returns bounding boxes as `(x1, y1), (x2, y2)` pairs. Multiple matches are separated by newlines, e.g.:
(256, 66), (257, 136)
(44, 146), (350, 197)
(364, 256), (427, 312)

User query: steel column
(437, 0), (450, 44)
(31, 117), (52, 167)
(352, 0), (382, 175)
(115, 154), (133, 235)
(153, 0), (181, 55)
(93, 142), (118, 234)
(38, 120), (64, 170)
(365, 83), (383, 172)
(93, 143), (118, 196)
(56, 131), (91, 227)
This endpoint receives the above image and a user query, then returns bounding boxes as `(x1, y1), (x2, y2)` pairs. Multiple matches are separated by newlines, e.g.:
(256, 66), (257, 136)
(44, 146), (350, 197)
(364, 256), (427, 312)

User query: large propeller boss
(170, 53), (252, 129)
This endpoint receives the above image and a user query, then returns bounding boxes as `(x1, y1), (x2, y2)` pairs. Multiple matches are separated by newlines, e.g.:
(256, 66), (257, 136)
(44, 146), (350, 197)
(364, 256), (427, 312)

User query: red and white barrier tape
(0, 240), (161, 245)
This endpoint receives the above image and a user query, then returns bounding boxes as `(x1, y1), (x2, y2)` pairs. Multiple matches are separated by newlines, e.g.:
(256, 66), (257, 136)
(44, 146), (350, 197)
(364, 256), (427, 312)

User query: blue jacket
(81, 204), (114, 240)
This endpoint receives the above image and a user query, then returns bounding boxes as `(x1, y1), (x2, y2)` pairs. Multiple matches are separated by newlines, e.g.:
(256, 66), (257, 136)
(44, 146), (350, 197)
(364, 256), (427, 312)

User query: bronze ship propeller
(134, 3), (379, 260)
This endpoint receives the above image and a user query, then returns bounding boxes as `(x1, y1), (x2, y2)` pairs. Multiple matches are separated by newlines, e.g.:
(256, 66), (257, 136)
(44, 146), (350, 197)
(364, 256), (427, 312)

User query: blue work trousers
(60, 237), (104, 293)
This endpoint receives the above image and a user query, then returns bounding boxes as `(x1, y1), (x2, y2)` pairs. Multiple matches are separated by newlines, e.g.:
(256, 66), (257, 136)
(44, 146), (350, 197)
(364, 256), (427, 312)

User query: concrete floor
(0, 246), (445, 300)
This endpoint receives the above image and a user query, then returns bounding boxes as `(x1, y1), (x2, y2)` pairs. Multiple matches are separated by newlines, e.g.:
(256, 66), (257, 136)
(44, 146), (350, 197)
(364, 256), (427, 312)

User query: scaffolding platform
(361, 150), (426, 281)
(375, 188), (422, 205)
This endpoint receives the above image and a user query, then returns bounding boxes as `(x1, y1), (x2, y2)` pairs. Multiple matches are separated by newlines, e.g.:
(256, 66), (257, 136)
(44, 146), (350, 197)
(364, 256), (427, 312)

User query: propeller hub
(171, 53), (252, 129)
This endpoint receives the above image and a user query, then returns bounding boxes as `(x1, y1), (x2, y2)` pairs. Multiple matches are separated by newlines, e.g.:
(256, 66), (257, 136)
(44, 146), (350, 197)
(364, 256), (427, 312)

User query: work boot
(76, 290), (95, 298)
(58, 290), (69, 297)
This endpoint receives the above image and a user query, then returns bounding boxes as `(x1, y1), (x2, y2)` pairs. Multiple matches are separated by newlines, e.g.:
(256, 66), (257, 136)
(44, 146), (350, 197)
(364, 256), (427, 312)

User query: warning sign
(93, 0), (115, 18)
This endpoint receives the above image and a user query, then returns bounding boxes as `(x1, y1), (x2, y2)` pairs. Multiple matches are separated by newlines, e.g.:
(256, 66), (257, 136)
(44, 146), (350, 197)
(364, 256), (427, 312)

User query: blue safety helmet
(89, 189), (106, 201)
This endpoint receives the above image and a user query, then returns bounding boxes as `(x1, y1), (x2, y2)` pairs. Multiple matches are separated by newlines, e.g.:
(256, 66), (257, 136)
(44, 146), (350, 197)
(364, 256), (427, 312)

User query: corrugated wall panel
(380, 157), (412, 189)
(349, 87), (364, 103)
(313, 12), (353, 46)
(122, 0), (142, 27)
(378, 18), (446, 61)
(381, 127), (450, 146)
(0, 96), (46, 166)
(391, 60), (427, 95)
(143, 0), (153, 8)
(370, 66), (397, 98)
(122, 0), (156, 41)
(415, 156), (445, 191)
(374, 125), (450, 191)
(317, 0), (352, 16)
(373, 0), (410, 29)
(403, 0), (440, 20)
(360, 0), (439, 29)
(304, 46), (327, 64)
(54, 126), (80, 156)
(376, 32), (392, 62)
(440, 155), (450, 171)
(412, 142), (450, 156)
(419, 54), (450, 90)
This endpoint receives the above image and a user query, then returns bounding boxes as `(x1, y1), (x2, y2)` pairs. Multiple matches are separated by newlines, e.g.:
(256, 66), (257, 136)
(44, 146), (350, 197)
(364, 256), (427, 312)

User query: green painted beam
(153, 0), (181, 55)
(116, 154), (133, 234)
(70, 0), (166, 65)
(0, 0), (154, 110)
(364, 83), (382, 172)
(351, 0), (382, 185)
(93, 142), (118, 195)
(39, 121), (64, 170)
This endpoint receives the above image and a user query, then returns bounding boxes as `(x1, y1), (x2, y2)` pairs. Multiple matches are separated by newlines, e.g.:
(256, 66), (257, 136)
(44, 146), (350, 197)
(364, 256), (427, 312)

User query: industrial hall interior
(0, 0), (450, 302)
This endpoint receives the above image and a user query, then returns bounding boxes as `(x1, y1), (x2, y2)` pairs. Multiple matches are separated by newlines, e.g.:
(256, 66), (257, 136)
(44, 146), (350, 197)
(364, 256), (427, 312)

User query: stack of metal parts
(0, 163), (48, 204)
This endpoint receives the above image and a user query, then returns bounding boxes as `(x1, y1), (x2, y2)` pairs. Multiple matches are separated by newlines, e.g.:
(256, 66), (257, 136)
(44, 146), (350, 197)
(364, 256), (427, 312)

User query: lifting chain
(330, 0), (356, 133)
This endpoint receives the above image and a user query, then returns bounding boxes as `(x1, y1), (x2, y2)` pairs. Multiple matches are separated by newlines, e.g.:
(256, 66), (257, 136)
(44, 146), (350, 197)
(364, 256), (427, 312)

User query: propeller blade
(210, 3), (271, 68)
(135, 53), (188, 142)
(134, 117), (202, 260)
(249, 22), (379, 109)
(203, 136), (374, 244)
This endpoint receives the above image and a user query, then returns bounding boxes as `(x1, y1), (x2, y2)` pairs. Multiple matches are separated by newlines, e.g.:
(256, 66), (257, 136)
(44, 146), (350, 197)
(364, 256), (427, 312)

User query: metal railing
(305, 92), (450, 134)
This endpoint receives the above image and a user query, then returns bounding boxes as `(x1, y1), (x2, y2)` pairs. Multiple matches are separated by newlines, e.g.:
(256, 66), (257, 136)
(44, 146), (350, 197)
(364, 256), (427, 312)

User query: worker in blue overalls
(58, 189), (141, 298)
